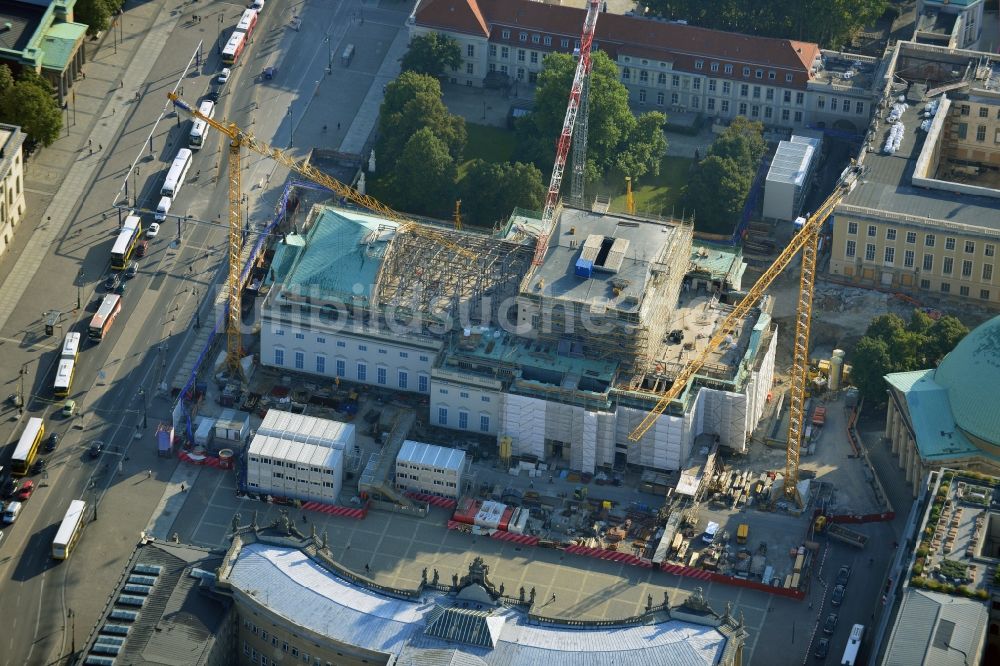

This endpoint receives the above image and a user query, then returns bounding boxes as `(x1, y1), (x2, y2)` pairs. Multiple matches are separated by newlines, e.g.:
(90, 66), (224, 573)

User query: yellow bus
(11, 417), (44, 476)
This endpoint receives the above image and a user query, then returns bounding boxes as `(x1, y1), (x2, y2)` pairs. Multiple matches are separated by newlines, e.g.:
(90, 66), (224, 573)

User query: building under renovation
(258, 203), (777, 475)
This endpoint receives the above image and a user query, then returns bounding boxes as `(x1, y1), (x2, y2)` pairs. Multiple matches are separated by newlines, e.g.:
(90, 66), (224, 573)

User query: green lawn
(606, 156), (693, 217)
(458, 123), (516, 178)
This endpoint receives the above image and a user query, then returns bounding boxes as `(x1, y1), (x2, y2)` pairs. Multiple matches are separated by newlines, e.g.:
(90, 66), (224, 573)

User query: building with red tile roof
(409, 0), (881, 133)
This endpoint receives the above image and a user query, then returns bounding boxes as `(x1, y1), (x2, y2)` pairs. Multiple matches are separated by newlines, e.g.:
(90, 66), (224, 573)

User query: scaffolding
(373, 227), (531, 330)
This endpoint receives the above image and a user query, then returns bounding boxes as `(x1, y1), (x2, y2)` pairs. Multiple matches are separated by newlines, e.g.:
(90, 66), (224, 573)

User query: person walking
(147, 469), (152, 479)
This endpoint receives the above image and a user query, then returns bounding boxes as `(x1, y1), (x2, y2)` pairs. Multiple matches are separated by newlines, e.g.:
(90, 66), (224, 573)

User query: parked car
(2, 479), (20, 499)
(62, 399), (76, 417)
(135, 240), (149, 258)
(835, 565), (851, 587)
(814, 637), (830, 660)
(46, 433), (59, 451)
(15, 480), (35, 501)
(31, 459), (46, 475)
(89, 441), (104, 459)
(104, 273), (121, 292)
(218, 68), (231, 84)
(146, 222), (160, 238)
(831, 584), (846, 607)
(125, 262), (139, 279)
(822, 613), (839, 635)
(2, 501), (22, 524)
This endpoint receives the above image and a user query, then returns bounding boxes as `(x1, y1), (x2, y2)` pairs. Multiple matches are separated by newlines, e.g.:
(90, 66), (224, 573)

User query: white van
(249, 0), (265, 11)
(702, 521), (720, 544)
(3, 501), (22, 524)
(155, 196), (172, 222)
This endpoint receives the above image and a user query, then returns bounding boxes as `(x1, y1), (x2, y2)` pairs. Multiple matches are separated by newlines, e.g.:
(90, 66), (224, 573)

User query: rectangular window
(316, 355), (326, 374)
(458, 411), (468, 429)
(358, 344), (367, 351)
(294, 351), (304, 369)
(957, 123), (968, 140)
(884, 247), (894, 265)
(960, 285), (970, 296)
(764, 106), (772, 119)
(986, 244), (995, 257)
(399, 351), (408, 358)
(531, 34), (540, 44)
(722, 100), (730, 113)
(707, 98), (715, 111)
(856, 101), (864, 114)
(517, 49), (525, 62)
(657, 92), (664, 106)
(275, 329), (284, 337)
(672, 74), (680, 87)
(867, 225), (877, 237)
(502, 29), (510, 39)
(544, 35), (551, 46)
(336, 340), (346, 347)
(398, 371), (408, 389)
(848, 222), (858, 235)
(925, 234), (935, 247)
(886, 228), (896, 241)
(671, 92), (679, 104)
(438, 407), (448, 426)
(755, 69), (763, 79)
(466, 63), (473, 75)
(845, 240), (856, 258)
(519, 32), (527, 42)
(724, 64), (733, 74)
(943, 257), (953, 275)
(945, 237), (956, 251)
(920, 279), (930, 289)
(711, 62), (719, 72)
(489, 44), (496, 57)
(739, 102), (747, 115)
(752, 86), (760, 99)
(906, 231), (916, 244)
(640, 89), (647, 104)
(782, 109), (790, 121)
(708, 79), (716, 92)
(482, 396), (491, 402)
(977, 125), (987, 142)
(923, 254), (933, 271)
(695, 59), (703, 70)
(274, 349), (284, 366)
(357, 363), (367, 381)
(530, 51), (538, 64)
(865, 244), (876, 261)
(722, 81), (731, 95)
(965, 240), (975, 254)
(783, 90), (791, 103)
(904, 250), (914, 268)
(983, 264), (993, 281)
(740, 84), (748, 97)
(336, 359), (345, 377)
(377, 367), (387, 385)
(766, 88), (774, 101)
(294, 332), (304, 340)
(560, 38), (569, 48)
(501, 46), (508, 59)
(795, 92), (804, 105)
(818, 97), (825, 109)
(794, 111), (802, 122)
(941, 282), (951, 293)
(692, 78), (701, 90)
(981, 289), (991, 300)
(742, 66), (750, 77)
(480, 415), (490, 432)
(962, 260), (973, 277)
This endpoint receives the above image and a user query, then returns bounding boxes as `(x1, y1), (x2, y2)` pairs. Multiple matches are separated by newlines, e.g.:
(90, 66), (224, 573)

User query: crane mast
(531, 0), (601, 267)
(627, 165), (862, 501)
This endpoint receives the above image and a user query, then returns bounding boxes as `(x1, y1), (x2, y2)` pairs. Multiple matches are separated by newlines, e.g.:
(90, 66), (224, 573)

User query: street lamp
(287, 106), (293, 148)
(68, 608), (76, 659)
(77, 272), (84, 310)
(217, 12), (224, 52)
(324, 35), (332, 72)
(138, 388), (148, 429)
(194, 289), (201, 329)
(133, 166), (140, 208)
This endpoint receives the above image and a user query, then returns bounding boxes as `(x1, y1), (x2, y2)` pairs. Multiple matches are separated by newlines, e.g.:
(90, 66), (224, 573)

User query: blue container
(575, 258), (594, 278)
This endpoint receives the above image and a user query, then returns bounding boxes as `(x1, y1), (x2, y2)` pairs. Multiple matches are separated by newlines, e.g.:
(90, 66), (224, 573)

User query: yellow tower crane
(627, 164), (863, 502)
(167, 92), (477, 377)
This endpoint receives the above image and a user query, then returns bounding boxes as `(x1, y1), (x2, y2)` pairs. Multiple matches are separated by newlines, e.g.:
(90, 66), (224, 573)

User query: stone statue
(433, 569), (440, 585)
(664, 590), (669, 608)
(368, 149), (376, 173)
(452, 573), (459, 589)
(357, 172), (366, 196)
(519, 586), (525, 602)
(724, 601), (733, 619)
(647, 594), (653, 611)
(321, 529), (329, 550)
(422, 568), (428, 584)
(232, 512), (241, 532)
(310, 524), (317, 540)
(252, 510), (259, 530)
(279, 510), (291, 533)
(529, 586), (536, 604)
(499, 582), (505, 597)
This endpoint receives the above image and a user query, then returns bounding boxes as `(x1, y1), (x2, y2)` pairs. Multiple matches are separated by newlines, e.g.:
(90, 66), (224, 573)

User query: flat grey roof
(843, 95), (1000, 229)
(531, 208), (678, 311)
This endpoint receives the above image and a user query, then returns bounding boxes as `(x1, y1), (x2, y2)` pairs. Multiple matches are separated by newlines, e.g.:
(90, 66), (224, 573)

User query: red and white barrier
(491, 530), (539, 546)
(301, 501), (368, 520)
(178, 449), (228, 469)
(405, 492), (458, 510)
(660, 562), (714, 580)
(564, 544), (654, 568)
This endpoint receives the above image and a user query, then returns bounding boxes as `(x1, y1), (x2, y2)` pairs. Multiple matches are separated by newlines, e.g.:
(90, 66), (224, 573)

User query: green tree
(615, 112), (669, 181)
(708, 116), (767, 169)
(386, 128), (456, 217)
(75, 0), (112, 35)
(400, 33), (462, 79)
(926, 316), (969, 364)
(850, 336), (893, 404)
(517, 51), (641, 178)
(0, 76), (62, 147)
(0, 65), (13, 95)
(681, 156), (750, 233)
(376, 71), (466, 172)
(459, 160), (545, 227)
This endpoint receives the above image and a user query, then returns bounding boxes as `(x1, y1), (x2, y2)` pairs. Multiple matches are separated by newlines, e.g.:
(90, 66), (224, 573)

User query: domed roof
(933, 315), (1000, 447)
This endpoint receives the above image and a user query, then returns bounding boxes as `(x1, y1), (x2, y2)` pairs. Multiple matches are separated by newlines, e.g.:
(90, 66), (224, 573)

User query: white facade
(246, 434), (344, 503)
(395, 440), (468, 499)
(429, 369), (503, 436)
(258, 410), (356, 451)
(0, 124), (26, 263)
(260, 318), (440, 395)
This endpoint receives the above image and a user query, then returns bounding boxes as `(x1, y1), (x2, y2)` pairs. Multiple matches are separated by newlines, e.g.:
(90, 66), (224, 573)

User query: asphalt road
(0, 1), (318, 663)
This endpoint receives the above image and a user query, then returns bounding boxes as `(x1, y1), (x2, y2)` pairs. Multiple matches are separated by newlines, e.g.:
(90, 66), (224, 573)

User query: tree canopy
(644, 0), (889, 49)
(849, 311), (970, 404)
(75, 0), (124, 36)
(682, 117), (765, 233)
(458, 160), (546, 227)
(400, 33), (462, 79)
(375, 71), (466, 173)
(515, 51), (667, 183)
(383, 128), (456, 217)
(0, 65), (62, 148)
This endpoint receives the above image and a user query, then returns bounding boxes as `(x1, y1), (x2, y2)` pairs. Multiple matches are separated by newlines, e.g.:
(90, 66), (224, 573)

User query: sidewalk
(0, 0), (178, 331)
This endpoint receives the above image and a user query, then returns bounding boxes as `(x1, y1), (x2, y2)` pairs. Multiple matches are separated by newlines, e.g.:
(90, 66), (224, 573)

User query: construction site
(155, 6), (907, 663)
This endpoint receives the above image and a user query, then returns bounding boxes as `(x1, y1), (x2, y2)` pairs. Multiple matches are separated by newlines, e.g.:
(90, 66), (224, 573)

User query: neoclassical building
(884, 315), (1000, 495)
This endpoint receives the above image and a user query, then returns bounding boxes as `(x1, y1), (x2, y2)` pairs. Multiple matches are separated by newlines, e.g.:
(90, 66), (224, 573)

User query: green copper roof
(933, 315), (1000, 448)
(885, 369), (982, 461)
(40, 22), (86, 71)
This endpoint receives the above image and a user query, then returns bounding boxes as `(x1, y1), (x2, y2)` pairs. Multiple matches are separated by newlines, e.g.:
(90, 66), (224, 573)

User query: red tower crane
(531, 0), (601, 267)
